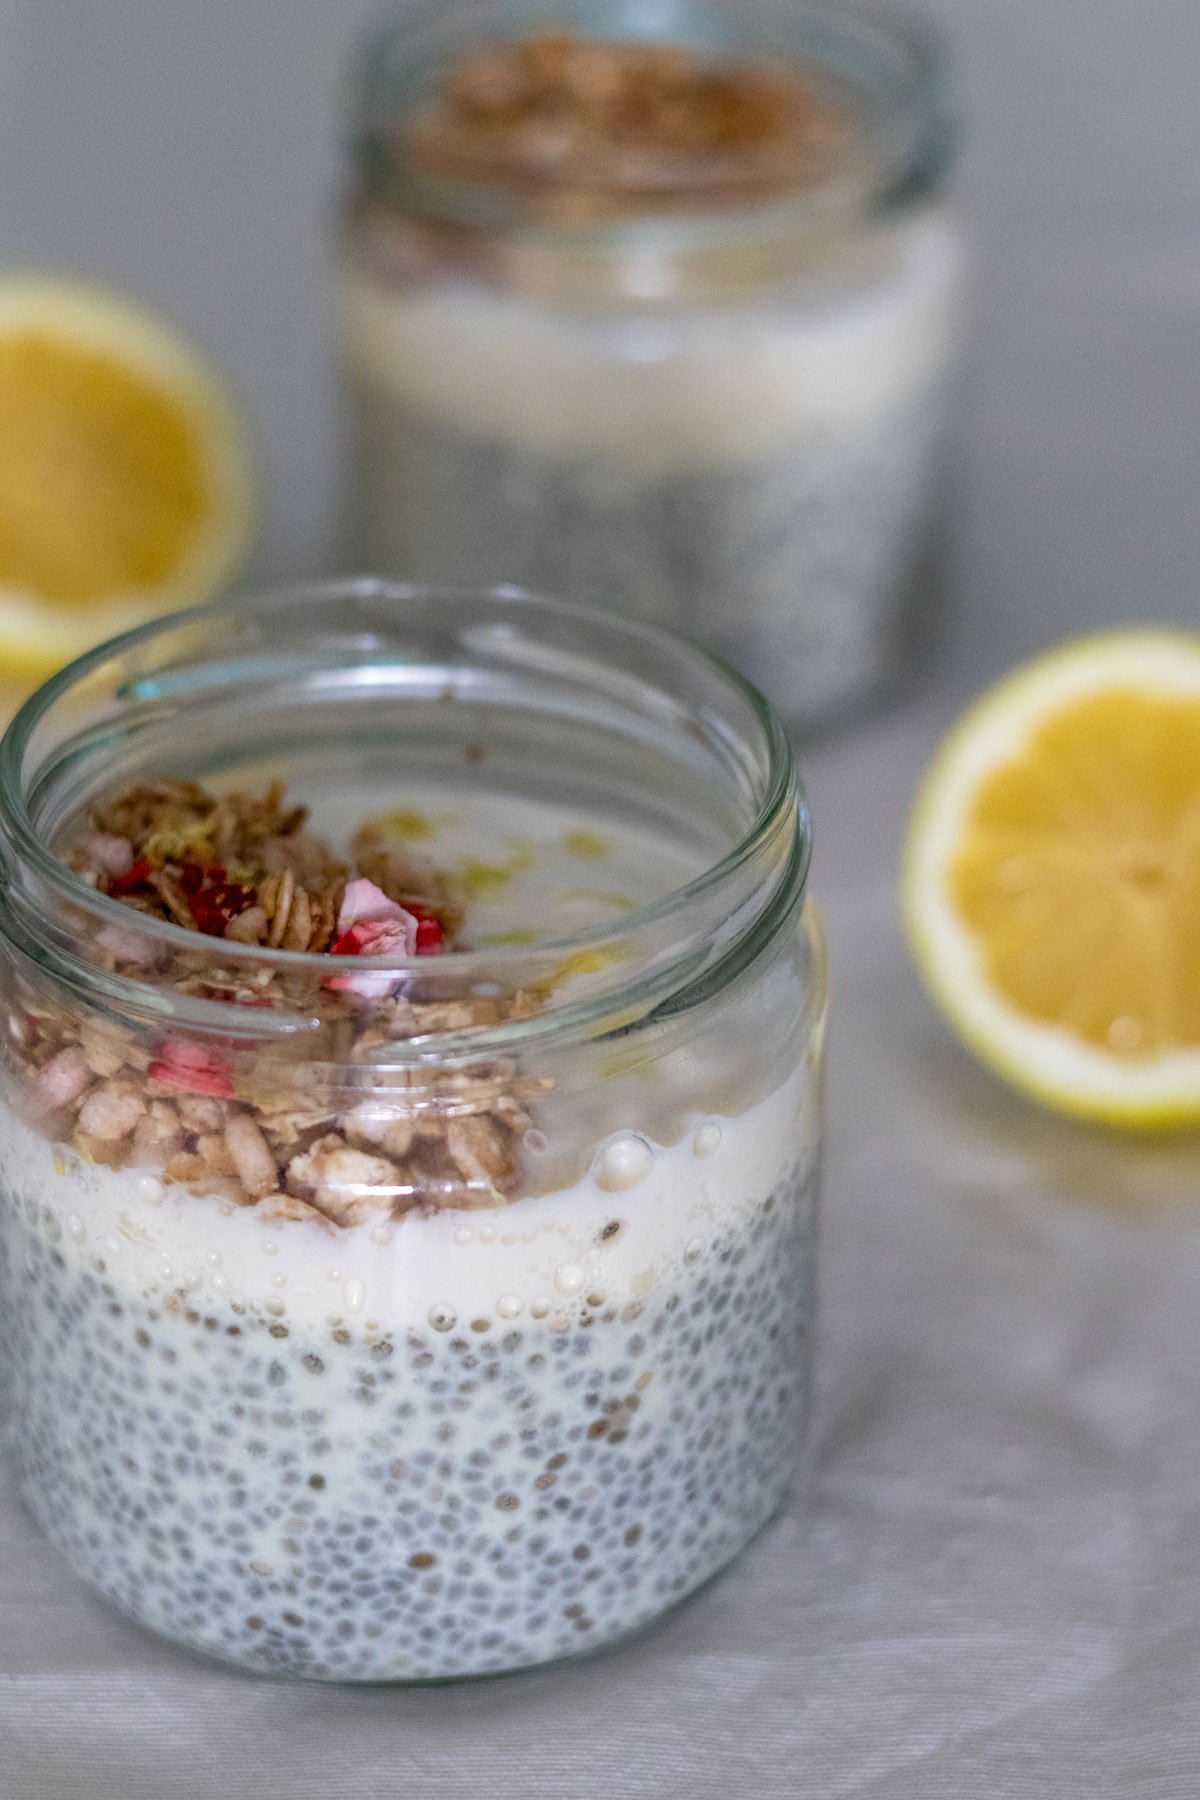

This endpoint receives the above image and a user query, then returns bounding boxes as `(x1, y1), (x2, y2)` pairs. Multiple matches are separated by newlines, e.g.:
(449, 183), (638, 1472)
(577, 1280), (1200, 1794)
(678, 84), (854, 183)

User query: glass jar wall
(0, 581), (825, 1680)
(343, 0), (962, 730)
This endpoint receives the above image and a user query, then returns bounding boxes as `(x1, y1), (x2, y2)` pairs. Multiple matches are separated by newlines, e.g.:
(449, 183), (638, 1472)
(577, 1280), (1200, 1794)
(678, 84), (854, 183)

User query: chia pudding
(1, 1072), (815, 1680)
(0, 583), (825, 1680)
(344, 3), (962, 728)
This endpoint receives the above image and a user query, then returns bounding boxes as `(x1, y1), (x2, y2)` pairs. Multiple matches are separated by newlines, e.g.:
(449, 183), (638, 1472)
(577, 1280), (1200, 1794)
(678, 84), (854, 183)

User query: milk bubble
(594, 1133), (655, 1192)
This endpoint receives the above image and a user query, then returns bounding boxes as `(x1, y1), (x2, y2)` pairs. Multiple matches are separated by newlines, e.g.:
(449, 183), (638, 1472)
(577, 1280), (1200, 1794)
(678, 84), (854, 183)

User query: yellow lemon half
(0, 278), (255, 686)
(903, 631), (1200, 1127)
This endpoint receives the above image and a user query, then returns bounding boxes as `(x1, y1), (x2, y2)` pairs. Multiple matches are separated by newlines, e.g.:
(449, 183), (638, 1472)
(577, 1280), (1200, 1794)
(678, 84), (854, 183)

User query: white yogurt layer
(302, 778), (715, 949)
(345, 213), (961, 476)
(3, 1067), (810, 1336)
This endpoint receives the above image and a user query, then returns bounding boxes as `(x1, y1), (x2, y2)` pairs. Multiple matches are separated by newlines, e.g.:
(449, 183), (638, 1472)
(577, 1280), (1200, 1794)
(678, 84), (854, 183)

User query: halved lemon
(0, 278), (255, 686)
(903, 631), (1200, 1127)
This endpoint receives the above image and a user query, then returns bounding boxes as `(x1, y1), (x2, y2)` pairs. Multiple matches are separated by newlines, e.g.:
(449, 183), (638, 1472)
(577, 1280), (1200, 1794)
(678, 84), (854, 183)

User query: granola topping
(400, 31), (852, 221)
(10, 778), (547, 1226)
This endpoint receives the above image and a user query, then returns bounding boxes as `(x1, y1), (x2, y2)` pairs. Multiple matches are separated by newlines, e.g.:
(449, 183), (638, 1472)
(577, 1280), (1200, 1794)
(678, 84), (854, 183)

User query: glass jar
(342, 0), (962, 732)
(0, 580), (825, 1681)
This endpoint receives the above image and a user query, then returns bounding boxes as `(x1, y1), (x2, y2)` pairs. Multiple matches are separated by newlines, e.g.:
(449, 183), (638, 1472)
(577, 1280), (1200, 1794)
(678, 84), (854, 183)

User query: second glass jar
(342, 0), (963, 731)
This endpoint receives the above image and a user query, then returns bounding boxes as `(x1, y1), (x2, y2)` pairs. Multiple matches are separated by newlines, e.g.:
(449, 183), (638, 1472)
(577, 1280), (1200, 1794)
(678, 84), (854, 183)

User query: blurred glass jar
(342, 0), (962, 732)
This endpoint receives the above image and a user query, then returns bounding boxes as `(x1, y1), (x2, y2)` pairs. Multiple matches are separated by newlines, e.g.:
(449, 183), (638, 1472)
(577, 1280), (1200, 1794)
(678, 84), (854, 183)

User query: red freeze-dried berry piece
(404, 901), (446, 956)
(329, 911), (445, 959)
(177, 863), (253, 936)
(414, 916), (444, 954)
(330, 924), (374, 957)
(148, 1040), (236, 1100)
(109, 857), (153, 895)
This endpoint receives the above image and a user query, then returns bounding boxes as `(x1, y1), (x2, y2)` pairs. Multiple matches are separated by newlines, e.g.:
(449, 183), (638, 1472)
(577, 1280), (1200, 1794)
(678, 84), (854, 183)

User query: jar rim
(0, 581), (810, 1055)
(352, 0), (956, 247)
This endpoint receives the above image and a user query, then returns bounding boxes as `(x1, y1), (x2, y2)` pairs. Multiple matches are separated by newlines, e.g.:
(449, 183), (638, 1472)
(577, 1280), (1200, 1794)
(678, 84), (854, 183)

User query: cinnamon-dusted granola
(401, 31), (851, 221)
(8, 778), (549, 1227)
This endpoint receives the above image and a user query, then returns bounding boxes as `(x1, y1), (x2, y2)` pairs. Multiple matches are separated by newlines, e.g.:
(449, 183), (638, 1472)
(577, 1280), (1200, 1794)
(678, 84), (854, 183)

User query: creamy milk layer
(300, 777), (714, 947)
(2, 1070), (808, 1331)
(345, 214), (961, 475)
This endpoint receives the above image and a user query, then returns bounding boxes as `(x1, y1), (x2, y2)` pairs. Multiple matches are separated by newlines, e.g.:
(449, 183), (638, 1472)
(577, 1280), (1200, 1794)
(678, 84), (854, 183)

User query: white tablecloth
(5, 693), (1200, 1798)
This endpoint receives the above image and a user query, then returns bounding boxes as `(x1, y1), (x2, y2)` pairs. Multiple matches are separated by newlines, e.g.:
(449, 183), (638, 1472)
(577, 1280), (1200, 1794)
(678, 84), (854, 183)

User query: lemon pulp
(0, 331), (211, 606)
(950, 688), (1200, 1058)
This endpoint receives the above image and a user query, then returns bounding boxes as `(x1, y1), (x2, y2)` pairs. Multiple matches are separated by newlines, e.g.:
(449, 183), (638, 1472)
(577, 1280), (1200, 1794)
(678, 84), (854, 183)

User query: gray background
(3, 4), (1200, 1797)
(0, 0), (1196, 681)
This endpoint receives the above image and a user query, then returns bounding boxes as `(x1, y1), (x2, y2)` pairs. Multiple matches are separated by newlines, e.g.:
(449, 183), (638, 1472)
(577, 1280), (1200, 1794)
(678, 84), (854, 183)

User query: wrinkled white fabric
(4, 698), (1200, 1797)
